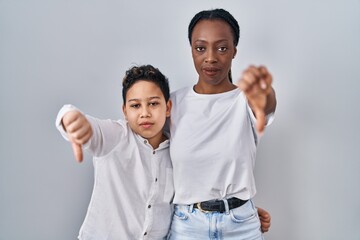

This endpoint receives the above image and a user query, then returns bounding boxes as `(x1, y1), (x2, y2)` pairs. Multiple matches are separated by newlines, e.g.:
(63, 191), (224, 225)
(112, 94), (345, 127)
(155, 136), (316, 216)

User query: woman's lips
(203, 67), (220, 76)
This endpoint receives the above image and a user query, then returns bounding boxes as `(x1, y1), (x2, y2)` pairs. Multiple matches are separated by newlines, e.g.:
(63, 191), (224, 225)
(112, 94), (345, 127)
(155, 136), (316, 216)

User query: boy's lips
(139, 122), (154, 129)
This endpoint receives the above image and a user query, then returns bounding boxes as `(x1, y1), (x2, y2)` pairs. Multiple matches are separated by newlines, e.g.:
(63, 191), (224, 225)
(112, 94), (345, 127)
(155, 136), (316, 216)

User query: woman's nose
(205, 49), (217, 63)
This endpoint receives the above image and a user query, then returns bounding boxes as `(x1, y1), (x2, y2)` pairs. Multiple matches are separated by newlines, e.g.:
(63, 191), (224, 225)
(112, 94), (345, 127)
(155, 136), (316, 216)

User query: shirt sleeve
(85, 116), (127, 157)
(55, 104), (80, 141)
(55, 104), (127, 157)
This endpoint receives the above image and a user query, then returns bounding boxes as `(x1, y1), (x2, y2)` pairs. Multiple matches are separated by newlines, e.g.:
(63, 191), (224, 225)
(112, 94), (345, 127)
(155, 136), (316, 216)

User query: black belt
(194, 197), (248, 213)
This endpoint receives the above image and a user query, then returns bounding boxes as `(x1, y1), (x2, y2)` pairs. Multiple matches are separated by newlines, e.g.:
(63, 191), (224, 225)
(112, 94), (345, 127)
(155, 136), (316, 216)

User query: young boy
(56, 65), (174, 239)
(56, 65), (271, 239)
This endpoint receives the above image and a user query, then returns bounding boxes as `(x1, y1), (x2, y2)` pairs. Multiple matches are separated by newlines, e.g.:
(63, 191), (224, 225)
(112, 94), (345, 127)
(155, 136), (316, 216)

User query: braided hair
(188, 9), (240, 82)
(122, 65), (170, 104)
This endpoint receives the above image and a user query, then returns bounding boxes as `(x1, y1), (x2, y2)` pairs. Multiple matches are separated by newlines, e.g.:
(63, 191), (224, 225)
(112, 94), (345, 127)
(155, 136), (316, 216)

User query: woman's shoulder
(170, 86), (192, 101)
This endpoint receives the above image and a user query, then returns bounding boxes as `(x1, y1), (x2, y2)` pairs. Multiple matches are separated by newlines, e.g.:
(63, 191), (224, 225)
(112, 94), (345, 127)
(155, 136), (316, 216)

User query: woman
(168, 8), (276, 239)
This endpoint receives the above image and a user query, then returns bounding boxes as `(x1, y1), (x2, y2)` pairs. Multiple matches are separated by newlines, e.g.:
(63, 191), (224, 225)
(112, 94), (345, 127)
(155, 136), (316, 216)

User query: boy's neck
(148, 133), (168, 149)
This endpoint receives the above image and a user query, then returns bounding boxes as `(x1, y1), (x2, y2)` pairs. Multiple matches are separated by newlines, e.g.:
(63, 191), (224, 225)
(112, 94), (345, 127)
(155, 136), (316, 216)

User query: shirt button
(144, 232), (147, 235)
(148, 205), (151, 208)
(144, 140), (147, 144)
(153, 151), (155, 154)
(155, 178), (158, 182)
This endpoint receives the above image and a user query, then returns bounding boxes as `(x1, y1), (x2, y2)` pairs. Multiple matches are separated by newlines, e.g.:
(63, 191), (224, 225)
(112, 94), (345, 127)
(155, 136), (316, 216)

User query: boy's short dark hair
(122, 65), (170, 104)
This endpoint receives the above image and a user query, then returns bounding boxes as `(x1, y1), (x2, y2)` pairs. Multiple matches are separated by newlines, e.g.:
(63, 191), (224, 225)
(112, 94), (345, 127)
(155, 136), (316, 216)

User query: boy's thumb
(71, 142), (83, 163)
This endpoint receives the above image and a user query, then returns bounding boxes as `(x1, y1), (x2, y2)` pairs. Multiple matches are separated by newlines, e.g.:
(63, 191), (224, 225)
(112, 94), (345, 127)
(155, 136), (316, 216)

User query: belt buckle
(196, 202), (210, 213)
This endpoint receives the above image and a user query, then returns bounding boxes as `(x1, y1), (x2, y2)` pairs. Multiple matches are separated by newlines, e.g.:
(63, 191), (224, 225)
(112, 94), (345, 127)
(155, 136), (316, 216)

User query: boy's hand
(257, 207), (271, 233)
(62, 111), (92, 162)
(237, 65), (273, 133)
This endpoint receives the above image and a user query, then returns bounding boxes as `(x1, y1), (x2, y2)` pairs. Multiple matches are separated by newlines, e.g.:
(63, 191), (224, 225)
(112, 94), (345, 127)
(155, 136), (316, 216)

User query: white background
(1, 0), (359, 239)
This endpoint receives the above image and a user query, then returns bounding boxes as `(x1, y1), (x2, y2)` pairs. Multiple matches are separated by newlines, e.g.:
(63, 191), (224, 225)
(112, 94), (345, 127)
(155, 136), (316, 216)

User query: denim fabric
(167, 199), (264, 240)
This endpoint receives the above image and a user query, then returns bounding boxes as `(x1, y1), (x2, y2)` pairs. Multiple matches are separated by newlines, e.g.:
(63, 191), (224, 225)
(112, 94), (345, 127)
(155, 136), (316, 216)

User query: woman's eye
(218, 46), (227, 52)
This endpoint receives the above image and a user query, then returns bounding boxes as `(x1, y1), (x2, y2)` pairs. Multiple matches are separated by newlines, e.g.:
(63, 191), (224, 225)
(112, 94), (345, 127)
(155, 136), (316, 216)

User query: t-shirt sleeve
(246, 102), (275, 144)
(246, 103), (275, 127)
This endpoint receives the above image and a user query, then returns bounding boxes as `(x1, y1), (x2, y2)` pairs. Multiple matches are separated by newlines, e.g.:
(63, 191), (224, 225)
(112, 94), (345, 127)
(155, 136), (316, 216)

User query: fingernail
(260, 81), (267, 90)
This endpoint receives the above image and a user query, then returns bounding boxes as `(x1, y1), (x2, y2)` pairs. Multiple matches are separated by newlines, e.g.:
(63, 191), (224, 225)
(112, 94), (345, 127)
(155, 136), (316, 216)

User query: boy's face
(122, 80), (171, 148)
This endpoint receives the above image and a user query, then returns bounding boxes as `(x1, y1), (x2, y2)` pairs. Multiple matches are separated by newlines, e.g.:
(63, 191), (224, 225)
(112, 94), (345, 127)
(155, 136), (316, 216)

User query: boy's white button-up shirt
(56, 105), (174, 240)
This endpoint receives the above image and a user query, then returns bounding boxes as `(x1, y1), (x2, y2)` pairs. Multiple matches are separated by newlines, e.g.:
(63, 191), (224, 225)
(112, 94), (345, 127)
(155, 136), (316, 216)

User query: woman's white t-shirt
(169, 87), (271, 205)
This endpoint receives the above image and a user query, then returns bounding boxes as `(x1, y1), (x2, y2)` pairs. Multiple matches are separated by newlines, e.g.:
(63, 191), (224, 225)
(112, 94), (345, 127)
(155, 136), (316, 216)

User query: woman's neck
(193, 81), (236, 94)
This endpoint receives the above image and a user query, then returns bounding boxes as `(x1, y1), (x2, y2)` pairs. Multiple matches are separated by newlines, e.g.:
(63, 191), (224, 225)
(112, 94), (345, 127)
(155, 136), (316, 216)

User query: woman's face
(191, 19), (237, 88)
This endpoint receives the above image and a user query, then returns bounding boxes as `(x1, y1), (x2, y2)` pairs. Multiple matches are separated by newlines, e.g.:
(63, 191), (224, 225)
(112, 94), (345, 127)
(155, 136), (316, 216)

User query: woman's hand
(257, 207), (271, 233)
(237, 65), (276, 134)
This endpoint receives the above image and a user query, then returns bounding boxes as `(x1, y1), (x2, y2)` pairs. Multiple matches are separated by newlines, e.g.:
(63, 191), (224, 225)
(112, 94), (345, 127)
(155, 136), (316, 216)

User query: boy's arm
(56, 104), (126, 162)
(56, 105), (92, 162)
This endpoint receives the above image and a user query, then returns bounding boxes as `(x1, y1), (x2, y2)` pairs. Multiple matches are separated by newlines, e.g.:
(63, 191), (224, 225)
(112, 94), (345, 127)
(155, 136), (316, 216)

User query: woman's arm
(237, 65), (277, 133)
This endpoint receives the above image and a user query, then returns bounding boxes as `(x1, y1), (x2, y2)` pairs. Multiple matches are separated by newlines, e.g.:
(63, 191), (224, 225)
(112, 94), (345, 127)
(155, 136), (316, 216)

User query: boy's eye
(149, 102), (159, 107)
(130, 104), (140, 109)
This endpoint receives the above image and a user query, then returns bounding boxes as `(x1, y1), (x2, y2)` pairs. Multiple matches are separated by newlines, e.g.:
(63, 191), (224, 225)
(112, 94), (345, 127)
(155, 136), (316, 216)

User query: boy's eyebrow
(127, 96), (161, 102)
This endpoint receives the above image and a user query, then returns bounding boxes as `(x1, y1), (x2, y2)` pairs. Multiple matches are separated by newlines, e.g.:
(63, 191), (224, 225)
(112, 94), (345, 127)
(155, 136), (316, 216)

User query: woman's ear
(166, 100), (172, 117)
(233, 48), (237, 59)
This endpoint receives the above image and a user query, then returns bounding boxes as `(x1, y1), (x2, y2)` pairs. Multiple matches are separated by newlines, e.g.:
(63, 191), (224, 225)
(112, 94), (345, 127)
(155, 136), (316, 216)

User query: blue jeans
(167, 199), (264, 240)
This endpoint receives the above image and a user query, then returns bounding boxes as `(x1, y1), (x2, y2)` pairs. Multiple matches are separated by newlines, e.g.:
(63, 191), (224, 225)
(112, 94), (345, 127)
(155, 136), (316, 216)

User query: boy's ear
(122, 105), (127, 120)
(166, 100), (172, 117)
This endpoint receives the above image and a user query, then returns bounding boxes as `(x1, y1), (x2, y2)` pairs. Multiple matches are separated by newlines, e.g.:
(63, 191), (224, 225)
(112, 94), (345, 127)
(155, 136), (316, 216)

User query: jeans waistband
(193, 197), (248, 213)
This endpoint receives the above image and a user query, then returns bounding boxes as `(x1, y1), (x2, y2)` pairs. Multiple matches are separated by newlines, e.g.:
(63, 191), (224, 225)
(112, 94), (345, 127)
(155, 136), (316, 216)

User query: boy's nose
(140, 108), (151, 118)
